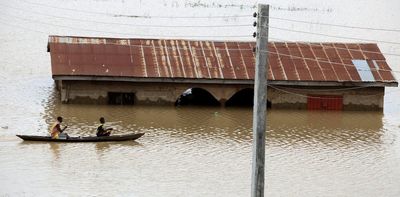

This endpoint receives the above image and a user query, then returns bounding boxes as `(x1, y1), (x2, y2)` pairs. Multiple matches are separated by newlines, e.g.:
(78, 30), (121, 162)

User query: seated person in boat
(97, 117), (113, 137)
(50, 116), (69, 139)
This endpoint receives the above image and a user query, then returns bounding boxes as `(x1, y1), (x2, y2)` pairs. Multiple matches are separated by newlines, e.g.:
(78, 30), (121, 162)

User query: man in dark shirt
(96, 117), (113, 137)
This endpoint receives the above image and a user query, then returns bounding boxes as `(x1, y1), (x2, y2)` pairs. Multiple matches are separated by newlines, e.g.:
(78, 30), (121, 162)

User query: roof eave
(269, 80), (398, 87)
(52, 75), (398, 87)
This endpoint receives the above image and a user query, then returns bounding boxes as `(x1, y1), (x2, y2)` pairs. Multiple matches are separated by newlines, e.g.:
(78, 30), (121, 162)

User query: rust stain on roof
(48, 35), (397, 84)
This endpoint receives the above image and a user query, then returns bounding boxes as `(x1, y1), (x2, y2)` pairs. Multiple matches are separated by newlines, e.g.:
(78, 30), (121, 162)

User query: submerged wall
(55, 80), (251, 106)
(55, 80), (385, 110)
(267, 86), (384, 110)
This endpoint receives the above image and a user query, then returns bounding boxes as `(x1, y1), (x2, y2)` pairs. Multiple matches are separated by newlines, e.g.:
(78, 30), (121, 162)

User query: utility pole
(251, 4), (269, 197)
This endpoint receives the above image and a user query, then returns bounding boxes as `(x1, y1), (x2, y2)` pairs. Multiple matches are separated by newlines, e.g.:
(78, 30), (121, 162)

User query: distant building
(48, 35), (397, 110)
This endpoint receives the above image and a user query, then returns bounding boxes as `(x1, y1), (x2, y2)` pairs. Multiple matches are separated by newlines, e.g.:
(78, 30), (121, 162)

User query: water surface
(1, 0), (400, 196)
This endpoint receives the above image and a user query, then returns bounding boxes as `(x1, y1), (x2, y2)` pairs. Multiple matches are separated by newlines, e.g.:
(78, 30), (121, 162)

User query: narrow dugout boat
(16, 133), (144, 142)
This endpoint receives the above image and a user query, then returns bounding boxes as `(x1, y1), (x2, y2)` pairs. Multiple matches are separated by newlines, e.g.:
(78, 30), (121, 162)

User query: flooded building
(48, 35), (397, 110)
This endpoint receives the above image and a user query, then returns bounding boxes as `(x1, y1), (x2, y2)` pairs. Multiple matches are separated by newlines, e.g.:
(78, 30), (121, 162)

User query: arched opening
(226, 88), (272, 108)
(175, 88), (220, 106)
(226, 88), (254, 107)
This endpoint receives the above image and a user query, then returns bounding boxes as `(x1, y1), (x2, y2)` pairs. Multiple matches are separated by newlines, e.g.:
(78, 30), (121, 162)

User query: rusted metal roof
(48, 35), (397, 85)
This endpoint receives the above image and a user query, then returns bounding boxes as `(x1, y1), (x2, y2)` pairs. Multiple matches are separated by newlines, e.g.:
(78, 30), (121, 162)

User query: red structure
(307, 95), (343, 110)
(48, 35), (396, 84)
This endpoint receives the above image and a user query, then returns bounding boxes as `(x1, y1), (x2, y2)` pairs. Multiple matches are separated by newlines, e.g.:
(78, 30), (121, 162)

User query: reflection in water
(49, 143), (61, 162)
(42, 90), (385, 150)
(95, 142), (111, 161)
(95, 141), (143, 159)
(268, 110), (384, 149)
(95, 142), (111, 153)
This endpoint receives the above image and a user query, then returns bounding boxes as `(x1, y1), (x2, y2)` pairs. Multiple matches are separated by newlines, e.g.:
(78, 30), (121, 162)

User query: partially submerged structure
(48, 35), (397, 110)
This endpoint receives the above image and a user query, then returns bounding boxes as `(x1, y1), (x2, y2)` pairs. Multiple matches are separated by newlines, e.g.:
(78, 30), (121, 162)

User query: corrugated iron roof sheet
(48, 35), (397, 83)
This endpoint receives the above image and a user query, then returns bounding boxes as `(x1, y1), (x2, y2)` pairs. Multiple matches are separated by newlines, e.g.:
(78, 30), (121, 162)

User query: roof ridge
(48, 35), (378, 45)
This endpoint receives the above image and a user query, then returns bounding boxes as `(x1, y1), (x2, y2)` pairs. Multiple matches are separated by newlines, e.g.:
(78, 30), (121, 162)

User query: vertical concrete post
(251, 4), (269, 197)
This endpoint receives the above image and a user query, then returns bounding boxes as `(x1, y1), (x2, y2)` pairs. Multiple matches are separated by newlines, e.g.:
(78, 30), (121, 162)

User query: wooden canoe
(16, 133), (144, 142)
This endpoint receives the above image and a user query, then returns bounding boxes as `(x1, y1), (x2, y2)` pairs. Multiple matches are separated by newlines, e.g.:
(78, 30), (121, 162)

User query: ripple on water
(1, 76), (400, 196)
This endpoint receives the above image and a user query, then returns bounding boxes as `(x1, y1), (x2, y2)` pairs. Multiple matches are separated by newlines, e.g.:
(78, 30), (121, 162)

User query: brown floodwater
(1, 0), (400, 196)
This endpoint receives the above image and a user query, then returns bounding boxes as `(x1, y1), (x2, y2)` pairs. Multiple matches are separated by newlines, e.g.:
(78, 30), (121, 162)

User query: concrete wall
(268, 86), (384, 110)
(56, 80), (385, 110)
(56, 80), (252, 105)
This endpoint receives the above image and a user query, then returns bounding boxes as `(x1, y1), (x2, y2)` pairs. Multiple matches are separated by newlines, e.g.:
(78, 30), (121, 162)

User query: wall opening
(226, 88), (254, 107)
(307, 95), (343, 110)
(108, 92), (135, 105)
(175, 88), (220, 106)
(226, 88), (272, 108)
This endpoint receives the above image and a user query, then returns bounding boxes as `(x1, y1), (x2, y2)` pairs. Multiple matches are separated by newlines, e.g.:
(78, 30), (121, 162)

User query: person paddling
(96, 117), (113, 137)
(50, 116), (69, 139)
